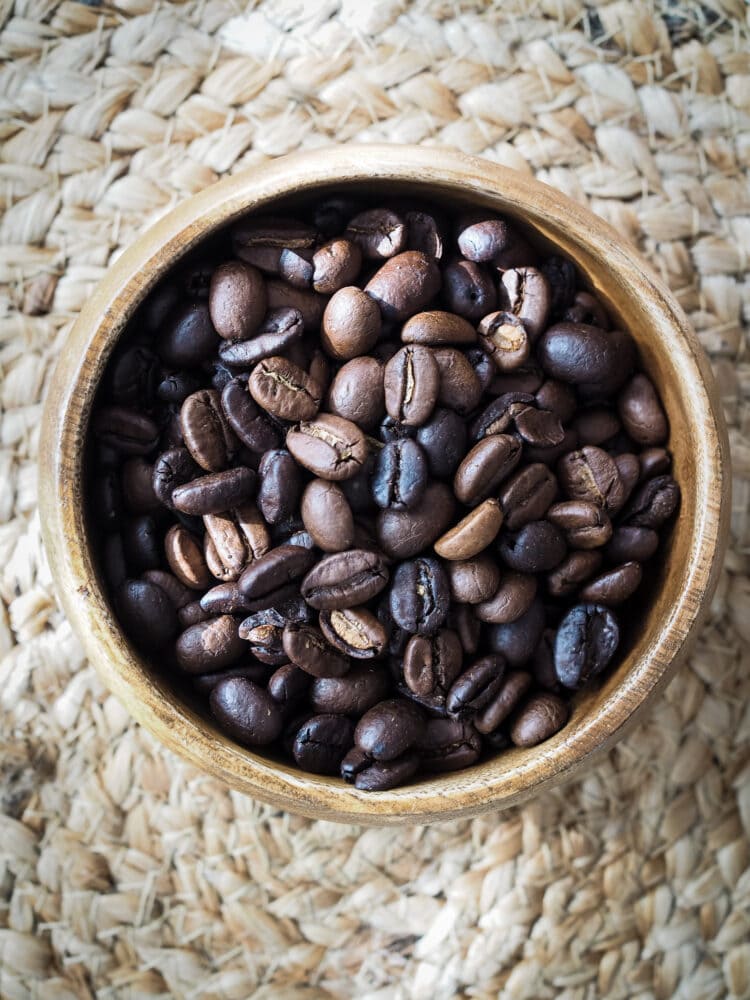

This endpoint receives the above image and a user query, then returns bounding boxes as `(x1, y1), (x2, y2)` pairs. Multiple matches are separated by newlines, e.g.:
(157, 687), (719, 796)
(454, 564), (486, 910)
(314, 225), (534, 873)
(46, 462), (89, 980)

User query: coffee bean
(557, 446), (625, 514)
(310, 662), (390, 716)
(535, 380), (576, 424)
(547, 550), (603, 598)
(286, 413), (368, 481)
(208, 260), (266, 341)
(475, 571), (538, 624)
(572, 407), (621, 446)
(638, 447), (671, 481)
(615, 450), (649, 505)
(579, 561), (643, 605)
(618, 374), (668, 445)
(318, 607), (387, 659)
(344, 750), (420, 790)
(210, 676), (282, 746)
(450, 603), (481, 655)
(446, 655), (506, 716)
(233, 214), (316, 254)
(199, 581), (252, 615)
(310, 238), (362, 294)
(457, 216), (512, 262)
(454, 435), (522, 506)
(142, 569), (194, 611)
(376, 481), (455, 559)
(121, 458), (159, 514)
(605, 526), (659, 563)
(401, 310), (477, 346)
(563, 290), (609, 329)
(486, 597), (545, 666)
(442, 260), (497, 321)
(365, 251), (442, 323)
(405, 209), (444, 257)
(114, 579), (178, 650)
(447, 555), (502, 605)
(547, 500), (612, 549)
(177, 615), (246, 673)
(434, 498), (503, 560)
(554, 603), (620, 689)
(248, 356), (322, 423)
(389, 557), (450, 635)
(524, 426), (579, 466)
(474, 670), (533, 734)
(327, 357), (385, 429)
(433, 348), (483, 414)
(355, 699), (426, 760)
(321, 286), (382, 360)
(498, 267), (551, 341)
(624, 475), (680, 528)
(416, 408), (467, 478)
(465, 346), (496, 393)
(165, 524), (213, 589)
(470, 392), (535, 440)
(239, 544), (317, 602)
(178, 600), (212, 628)
(418, 718), (481, 772)
(384, 345), (440, 427)
(402, 629), (463, 701)
(257, 449), (302, 525)
(93, 406), (159, 456)
(478, 311), (530, 372)
(489, 367), (544, 397)
(157, 301), (219, 368)
(266, 663), (309, 705)
(218, 307), (304, 368)
(172, 466), (255, 516)
(301, 479), (355, 552)
(301, 549), (389, 610)
(371, 438), (428, 511)
(345, 208), (406, 259)
(510, 692), (569, 747)
(202, 503), (270, 581)
(180, 389), (237, 472)
(291, 714), (354, 775)
(192, 662), (270, 695)
(220, 379), (282, 454)
(282, 623), (350, 678)
(513, 406), (565, 448)
(266, 280), (327, 332)
(538, 322), (635, 392)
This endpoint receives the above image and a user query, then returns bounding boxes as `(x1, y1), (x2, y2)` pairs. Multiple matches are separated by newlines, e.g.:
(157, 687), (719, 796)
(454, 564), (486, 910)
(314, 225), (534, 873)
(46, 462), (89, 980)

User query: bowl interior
(45, 147), (726, 823)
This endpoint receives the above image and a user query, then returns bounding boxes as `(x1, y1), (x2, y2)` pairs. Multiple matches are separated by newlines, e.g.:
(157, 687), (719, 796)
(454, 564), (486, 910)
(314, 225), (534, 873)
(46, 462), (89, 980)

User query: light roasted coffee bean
(300, 479), (355, 552)
(434, 499), (503, 560)
(447, 555), (502, 605)
(286, 413), (368, 480)
(401, 310), (476, 346)
(384, 345), (440, 427)
(364, 251), (442, 322)
(248, 356), (322, 422)
(321, 286), (381, 360)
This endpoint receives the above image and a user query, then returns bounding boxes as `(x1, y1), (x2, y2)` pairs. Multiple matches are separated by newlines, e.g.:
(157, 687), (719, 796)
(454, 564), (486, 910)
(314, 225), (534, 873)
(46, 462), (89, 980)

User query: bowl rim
(38, 144), (730, 824)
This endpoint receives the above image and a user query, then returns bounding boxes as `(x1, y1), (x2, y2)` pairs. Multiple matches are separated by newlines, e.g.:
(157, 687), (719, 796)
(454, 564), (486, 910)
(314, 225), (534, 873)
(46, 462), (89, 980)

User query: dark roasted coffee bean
(402, 629), (462, 701)
(199, 582), (252, 615)
(192, 662), (270, 695)
(541, 255), (576, 316)
(345, 208), (406, 259)
(547, 550), (603, 598)
(180, 389), (237, 472)
(268, 663), (311, 705)
(384, 345), (439, 427)
(389, 557), (450, 635)
(405, 209), (444, 258)
(418, 717), (481, 772)
(157, 371), (202, 405)
(93, 406), (159, 456)
(309, 606), (378, 658)
(365, 251), (442, 323)
(220, 378), (282, 454)
(248, 356), (322, 422)
(310, 662), (389, 716)
(143, 569), (194, 611)
(355, 698), (426, 761)
(372, 438), (428, 511)
(177, 615), (246, 673)
(465, 345), (496, 393)
(277, 247), (314, 289)
(563, 290), (609, 329)
(286, 413), (368, 481)
(114, 579), (178, 650)
(547, 500), (612, 549)
(377, 597), (410, 657)
(292, 714), (355, 775)
(219, 308), (304, 367)
(210, 676), (282, 746)
(474, 670), (532, 734)
(490, 367), (544, 397)
(239, 545), (316, 602)
(346, 751), (420, 790)
(178, 599), (212, 628)
(470, 392), (535, 441)
(618, 374), (668, 445)
(433, 347), (482, 414)
(538, 323), (635, 392)
(478, 311), (530, 372)
(233, 214), (316, 254)
(486, 597), (545, 666)
(172, 466), (255, 516)
(624, 474), (680, 528)
(202, 503), (269, 582)
(457, 216), (512, 262)
(435, 499), (504, 560)
(446, 655), (505, 716)
(450, 603), (481, 655)
(572, 407), (621, 446)
(157, 301), (219, 368)
(524, 426), (579, 466)
(475, 572), (537, 624)
(376, 481), (454, 559)
(321, 285), (381, 360)
(554, 603), (620, 689)
(121, 458), (159, 513)
(108, 346), (159, 408)
(117, 516), (159, 576)
(557, 446), (625, 513)
(209, 260), (266, 340)
(510, 692), (569, 747)
(535, 380), (576, 424)
(612, 452), (640, 506)
(301, 549), (389, 610)
(378, 415), (416, 444)
(300, 479), (354, 552)
(416, 408), (467, 479)
(447, 555), (501, 605)
(327, 357), (385, 429)
(265, 279), (326, 332)
(402, 310), (476, 346)
(499, 463), (558, 530)
(605, 526), (659, 563)
(579, 561), (643, 605)
(454, 435), (522, 505)
(530, 629), (559, 692)
(513, 406), (565, 448)
(257, 449), (302, 525)
(498, 267), (551, 341)
(339, 453), (377, 515)
(638, 447), (671, 481)
(442, 259), (497, 321)
(498, 521), (567, 573)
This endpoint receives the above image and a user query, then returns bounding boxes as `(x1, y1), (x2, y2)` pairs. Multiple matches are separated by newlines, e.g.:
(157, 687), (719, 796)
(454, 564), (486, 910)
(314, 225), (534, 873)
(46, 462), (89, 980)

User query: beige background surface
(1, 1), (749, 997)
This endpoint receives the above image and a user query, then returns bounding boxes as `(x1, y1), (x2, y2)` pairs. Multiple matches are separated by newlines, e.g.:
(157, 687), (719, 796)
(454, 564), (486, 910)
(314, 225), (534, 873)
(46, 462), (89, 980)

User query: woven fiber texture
(1, 1), (749, 997)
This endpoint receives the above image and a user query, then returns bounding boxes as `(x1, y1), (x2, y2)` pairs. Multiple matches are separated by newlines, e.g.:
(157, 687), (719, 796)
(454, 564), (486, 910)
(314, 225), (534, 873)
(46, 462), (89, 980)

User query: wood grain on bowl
(38, 145), (730, 825)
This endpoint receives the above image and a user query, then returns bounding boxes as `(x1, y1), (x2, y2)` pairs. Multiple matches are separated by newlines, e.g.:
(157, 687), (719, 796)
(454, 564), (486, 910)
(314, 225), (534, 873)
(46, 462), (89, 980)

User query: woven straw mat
(1, 1), (750, 998)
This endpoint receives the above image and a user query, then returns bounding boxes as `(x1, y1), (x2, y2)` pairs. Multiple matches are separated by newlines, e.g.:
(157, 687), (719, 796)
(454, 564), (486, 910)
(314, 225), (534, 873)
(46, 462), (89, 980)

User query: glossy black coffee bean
(498, 520), (567, 574)
(371, 438), (428, 510)
(417, 718), (481, 772)
(389, 558), (450, 635)
(486, 597), (545, 666)
(293, 714), (355, 775)
(554, 603), (620, 689)
(415, 408), (467, 478)
(210, 676), (282, 746)
(114, 579), (178, 650)
(355, 699), (426, 761)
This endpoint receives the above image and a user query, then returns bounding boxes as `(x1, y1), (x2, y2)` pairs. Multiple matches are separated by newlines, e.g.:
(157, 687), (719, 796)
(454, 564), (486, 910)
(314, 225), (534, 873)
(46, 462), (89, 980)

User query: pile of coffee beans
(89, 197), (680, 791)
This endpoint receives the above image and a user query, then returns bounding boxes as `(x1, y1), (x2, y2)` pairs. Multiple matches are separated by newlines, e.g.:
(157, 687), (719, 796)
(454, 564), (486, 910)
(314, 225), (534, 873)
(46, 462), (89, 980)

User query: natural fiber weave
(1, 1), (749, 996)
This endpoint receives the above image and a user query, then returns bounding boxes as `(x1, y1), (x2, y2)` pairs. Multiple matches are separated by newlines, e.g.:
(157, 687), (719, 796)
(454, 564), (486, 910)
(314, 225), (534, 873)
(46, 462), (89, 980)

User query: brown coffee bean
(202, 503), (270, 582)
(312, 238), (363, 294)
(443, 259), (497, 321)
(383, 345), (440, 427)
(301, 549), (389, 610)
(318, 607), (387, 659)
(310, 662), (389, 715)
(180, 389), (237, 472)
(282, 622), (350, 678)
(239, 544), (316, 601)
(447, 555), (501, 605)
(248, 356), (322, 422)
(433, 348), (483, 414)
(538, 322), (635, 392)
(547, 549), (603, 598)
(434, 498), (503, 560)
(474, 670), (533, 734)
(604, 526), (659, 563)
(199, 581), (252, 615)
(344, 750), (420, 790)
(535, 380), (576, 424)
(365, 251), (442, 323)
(579, 561), (643, 605)
(557, 446), (625, 514)
(114, 579), (178, 650)
(265, 279), (326, 332)
(176, 615), (246, 673)
(164, 524), (213, 589)
(618, 374), (668, 445)
(498, 267), (551, 341)
(417, 718), (481, 773)
(376, 481), (455, 559)
(93, 406), (159, 456)
(210, 676), (282, 746)
(471, 391), (535, 440)
(547, 500), (612, 549)
(152, 448), (202, 510)
(446, 655), (506, 716)
(624, 475), (680, 528)
(401, 310), (477, 346)
(286, 413), (368, 481)
(301, 479), (355, 552)
(142, 569), (194, 611)
(513, 406), (565, 449)
(405, 209), (445, 258)
(450, 603), (481, 655)
(475, 572), (537, 624)
(219, 379), (282, 454)
(510, 693), (569, 747)
(232, 214), (316, 254)
(355, 698), (426, 761)
(563, 290), (610, 328)
(402, 629), (463, 701)
(499, 463), (558, 530)
(321, 286), (382, 360)
(479, 311), (530, 372)
(209, 260), (266, 340)
(327, 357), (385, 429)
(572, 407), (621, 446)
(171, 467), (255, 516)
(639, 447), (671, 481)
(454, 435), (522, 506)
(178, 600), (212, 628)
(121, 458), (159, 513)
(157, 301), (219, 368)
(345, 208), (407, 259)
(457, 216), (512, 262)
(219, 308), (304, 368)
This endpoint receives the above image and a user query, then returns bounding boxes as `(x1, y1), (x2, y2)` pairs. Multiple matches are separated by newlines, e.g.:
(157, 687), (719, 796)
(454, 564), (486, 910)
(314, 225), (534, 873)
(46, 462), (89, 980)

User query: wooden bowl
(39, 145), (730, 825)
